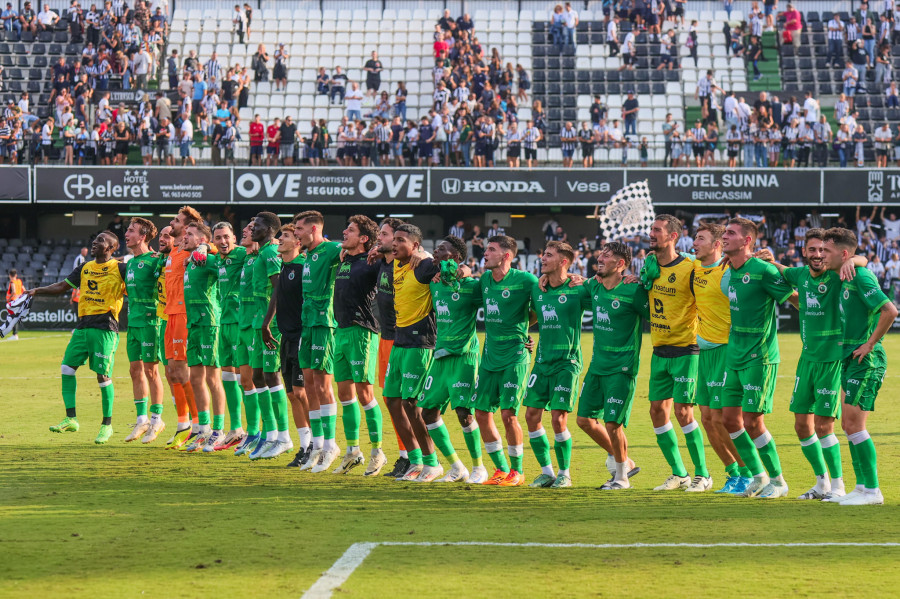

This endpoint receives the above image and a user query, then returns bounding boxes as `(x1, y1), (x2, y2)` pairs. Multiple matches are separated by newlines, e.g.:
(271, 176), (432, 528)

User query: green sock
(847, 439), (863, 487)
(363, 401), (383, 447)
(854, 436), (879, 488)
(486, 442), (510, 473)
(423, 451), (439, 467)
(755, 433), (782, 478)
(224, 380), (242, 429)
(731, 430), (764, 475)
(407, 447), (423, 466)
(819, 434), (843, 479)
(341, 399), (361, 447)
(256, 388), (276, 433)
(321, 403), (337, 441)
(212, 413), (224, 430)
(62, 373), (77, 411)
(99, 382), (114, 419)
(134, 396), (148, 418)
(655, 424), (688, 477)
(725, 461), (740, 478)
(310, 409), (323, 438)
(800, 434), (827, 476)
(528, 429), (552, 468)
(244, 390), (260, 435)
(682, 424), (709, 478)
(270, 385), (289, 432)
(554, 431), (572, 472)
(462, 424), (483, 466)
(149, 403), (164, 416)
(427, 420), (459, 462)
(509, 446), (523, 473)
(198, 409), (210, 426)
(738, 465), (753, 478)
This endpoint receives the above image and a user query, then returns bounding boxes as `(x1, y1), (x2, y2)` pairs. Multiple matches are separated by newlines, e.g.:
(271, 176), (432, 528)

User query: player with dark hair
(234, 223), (264, 456)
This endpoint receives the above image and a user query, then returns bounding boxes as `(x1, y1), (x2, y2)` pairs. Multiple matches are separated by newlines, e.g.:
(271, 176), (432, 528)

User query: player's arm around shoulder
(764, 260), (799, 308)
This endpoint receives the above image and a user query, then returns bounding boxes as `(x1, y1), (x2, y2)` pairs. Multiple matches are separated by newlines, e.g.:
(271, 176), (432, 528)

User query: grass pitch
(2, 332), (900, 598)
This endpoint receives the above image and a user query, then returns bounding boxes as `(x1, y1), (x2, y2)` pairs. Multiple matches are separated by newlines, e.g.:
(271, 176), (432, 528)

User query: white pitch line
(302, 541), (900, 598)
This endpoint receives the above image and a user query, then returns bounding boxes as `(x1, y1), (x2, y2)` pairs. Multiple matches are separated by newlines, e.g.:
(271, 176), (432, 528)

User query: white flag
(597, 180), (655, 242)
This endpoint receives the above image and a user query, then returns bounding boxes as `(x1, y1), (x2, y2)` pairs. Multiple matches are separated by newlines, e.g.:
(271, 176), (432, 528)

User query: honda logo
(442, 178), (461, 195)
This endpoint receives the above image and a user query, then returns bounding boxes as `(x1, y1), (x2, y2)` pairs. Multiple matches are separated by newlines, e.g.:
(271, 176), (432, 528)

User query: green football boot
(94, 424), (114, 444)
(49, 416), (79, 433)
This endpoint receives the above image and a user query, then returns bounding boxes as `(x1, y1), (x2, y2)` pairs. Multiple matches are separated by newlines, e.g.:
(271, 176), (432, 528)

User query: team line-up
(24, 208), (892, 505)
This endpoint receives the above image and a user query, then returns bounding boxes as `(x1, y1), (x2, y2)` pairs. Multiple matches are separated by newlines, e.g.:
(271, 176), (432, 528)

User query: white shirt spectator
(345, 87), (363, 112)
(72, 252), (87, 270)
(180, 119), (192, 141)
(884, 216), (900, 240)
(869, 259), (886, 279)
(607, 19), (618, 41)
(623, 31), (635, 54)
(133, 50), (150, 76)
(563, 7), (578, 29)
(885, 257), (900, 280)
(803, 97), (820, 122)
(37, 8), (57, 26)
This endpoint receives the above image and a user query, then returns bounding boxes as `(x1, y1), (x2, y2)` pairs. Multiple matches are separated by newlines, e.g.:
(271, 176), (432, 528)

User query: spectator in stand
(563, 2), (579, 51)
(747, 35), (763, 81)
(345, 82), (363, 122)
(550, 4), (565, 53)
(329, 66), (347, 104)
(853, 123), (869, 167)
(279, 115), (296, 166)
(232, 4), (244, 44)
(622, 90), (639, 137)
(178, 112), (193, 166)
(827, 13), (845, 68)
(315, 67), (329, 95)
(252, 44), (268, 82)
(449, 220), (465, 238)
(266, 116), (280, 166)
(843, 61), (860, 109)
(248, 112), (264, 166)
(874, 44), (892, 90)
(850, 39), (869, 92)
(783, 3), (802, 49)
(364, 51), (383, 100)
(2, 3), (21, 38)
(273, 44), (288, 91)
(18, 1), (36, 35)
(888, 81), (900, 108)
(868, 254), (886, 283)
(36, 3), (58, 31)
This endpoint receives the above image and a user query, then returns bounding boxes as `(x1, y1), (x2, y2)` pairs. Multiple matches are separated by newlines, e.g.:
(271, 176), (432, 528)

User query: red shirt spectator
(249, 120), (264, 146)
(266, 122), (280, 150)
(434, 36), (449, 59)
(784, 5), (802, 33)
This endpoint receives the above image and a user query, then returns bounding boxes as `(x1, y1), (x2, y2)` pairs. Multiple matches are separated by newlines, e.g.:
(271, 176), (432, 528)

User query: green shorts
(722, 362), (778, 414)
(218, 322), (240, 368)
(333, 325), (377, 384)
(235, 327), (254, 368)
(473, 359), (529, 415)
(187, 325), (219, 367)
(577, 371), (637, 426)
(157, 320), (168, 366)
(696, 345), (727, 409)
(298, 325), (335, 373)
(252, 327), (281, 372)
(523, 362), (580, 413)
(842, 345), (887, 412)
(789, 358), (842, 418)
(648, 353), (699, 404)
(383, 346), (433, 400)
(126, 325), (159, 363)
(418, 352), (479, 413)
(63, 328), (119, 377)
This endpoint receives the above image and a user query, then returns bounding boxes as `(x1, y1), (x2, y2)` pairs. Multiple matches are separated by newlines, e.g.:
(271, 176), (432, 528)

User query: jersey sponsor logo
(606, 396), (624, 405)
(595, 307), (611, 324)
(435, 299), (450, 316)
(816, 387), (838, 395)
(87, 280), (99, 291)
(806, 294), (821, 309)
(727, 286), (738, 304)
(553, 384), (570, 393)
(653, 298), (664, 313)
(541, 304), (559, 321)
(503, 381), (519, 389)
(127, 270), (135, 281)
(485, 299), (500, 316)
(673, 376), (695, 383)
(743, 383), (762, 391)
(864, 288), (879, 298)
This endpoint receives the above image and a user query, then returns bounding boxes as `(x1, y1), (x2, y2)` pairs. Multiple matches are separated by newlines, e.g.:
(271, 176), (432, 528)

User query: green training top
(251, 240), (282, 330)
(721, 257), (794, 369)
(183, 252), (220, 328)
(583, 277), (649, 376)
(783, 266), (843, 363)
(431, 274), (482, 358)
(217, 245), (247, 325)
(125, 250), (160, 327)
(530, 278), (591, 373)
(238, 250), (257, 330)
(301, 240), (342, 328)
(840, 266), (891, 359)
(480, 268), (538, 371)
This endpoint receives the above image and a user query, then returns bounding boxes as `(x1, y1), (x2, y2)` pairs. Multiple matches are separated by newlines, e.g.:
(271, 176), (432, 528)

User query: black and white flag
(597, 180), (655, 241)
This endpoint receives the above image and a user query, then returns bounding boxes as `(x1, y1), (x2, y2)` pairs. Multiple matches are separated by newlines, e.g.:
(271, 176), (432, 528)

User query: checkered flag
(597, 180), (655, 242)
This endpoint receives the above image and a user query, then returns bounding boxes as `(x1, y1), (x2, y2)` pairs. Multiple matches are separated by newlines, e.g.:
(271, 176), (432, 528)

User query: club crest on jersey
(611, 299), (620, 309)
(288, 271), (295, 280)
(818, 283), (827, 294)
(843, 289), (850, 300)
(312, 253), (319, 261)
(226, 259), (231, 265)
(138, 262), (144, 269)
(667, 273), (676, 283)
(502, 289), (510, 298)
(558, 294), (567, 303)
(452, 292), (460, 301)
(742, 274), (751, 284)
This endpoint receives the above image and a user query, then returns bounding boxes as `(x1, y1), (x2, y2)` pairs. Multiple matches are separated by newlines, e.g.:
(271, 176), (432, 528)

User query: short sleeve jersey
(480, 268), (538, 371)
(333, 252), (380, 333)
(648, 255), (698, 354)
(216, 245), (247, 325)
(376, 258), (397, 340)
(392, 259), (436, 349)
(276, 254), (305, 342)
(238, 250), (257, 329)
(65, 259), (126, 331)
(155, 254), (167, 320)
(431, 273), (482, 358)
(183, 253), (220, 327)
(692, 259), (731, 347)
(251, 241), (281, 330)
(721, 257), (794, 368)
(783, 267), (843, 362)
(840, 266), (891, 359)
(125, 251), (160, 327)
(583, 278), (649, 376)
(301, 240), (342, 328)
(531, 280), (591, 372)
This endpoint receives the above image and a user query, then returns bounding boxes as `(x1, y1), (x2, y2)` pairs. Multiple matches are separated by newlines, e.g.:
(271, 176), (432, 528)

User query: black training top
(333, 251), (380, 333)
(376, 257), (396, 340)
(276, 254), (304, 341)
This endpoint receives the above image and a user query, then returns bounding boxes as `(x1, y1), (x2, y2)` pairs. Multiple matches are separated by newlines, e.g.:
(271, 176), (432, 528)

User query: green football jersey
(251, 241), (281, 330)
(125, 251), (160, 327)
(301, 240), (342, 328)
(238, 250), (257, 329)
(840, 266), (891, 359)
(583, 278), (649, 376)
(217, 245), (246, 325)
(480, 268), (538, 370)
(783, 267), (843, 362)
(431, 275), (482, 358)
(530, 278), (590, 372)
(721, 257), (794, 369)
(183, 253), (220, 327)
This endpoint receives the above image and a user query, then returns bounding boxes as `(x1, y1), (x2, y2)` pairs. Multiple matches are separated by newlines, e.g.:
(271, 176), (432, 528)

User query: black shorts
(366, 78), (380, 91)
(876, 148), (888, 157)
(378, 142), (390, 155)
(524, 147), (537, 159)
(727, 149), (738, 157)
(507, 145), (520, 158)
(280, 336), (304, 392)
(581, 142), (594, 157)
(623, 53), (634, 65)
(115, 141), (129, 155)
(336, 147), (346, 158)
(692, 143), (705, 156)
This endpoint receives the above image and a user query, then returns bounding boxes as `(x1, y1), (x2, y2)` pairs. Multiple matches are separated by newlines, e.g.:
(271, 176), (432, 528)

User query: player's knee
(97, 374), (110, 384)
(814, 420), (834, 438)
(421, 407), (439, 424)
(576, 416), (592, 431)
(129, 362), (142, 377)
(500, 410), (517, 427)
(455, 408), (473, 427)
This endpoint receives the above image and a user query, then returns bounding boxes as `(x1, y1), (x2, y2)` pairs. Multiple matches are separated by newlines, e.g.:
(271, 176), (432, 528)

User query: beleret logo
(63, 170), (150, 200)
